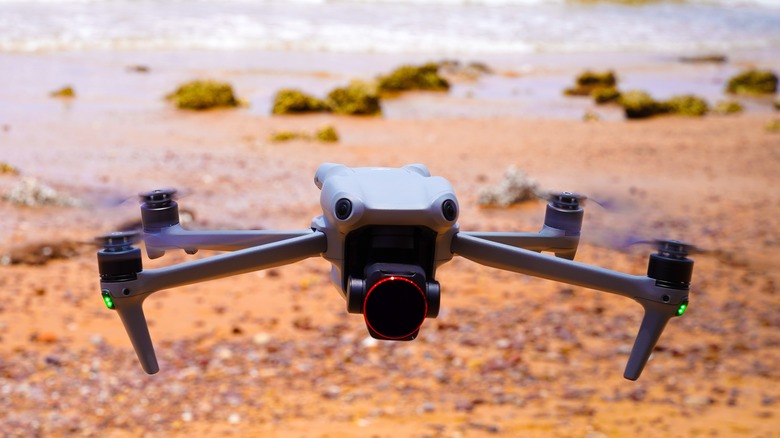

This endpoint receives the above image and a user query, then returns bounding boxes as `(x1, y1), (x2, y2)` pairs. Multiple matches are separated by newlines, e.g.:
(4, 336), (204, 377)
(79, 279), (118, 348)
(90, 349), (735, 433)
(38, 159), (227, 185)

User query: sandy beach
(1, 44), (780, 437)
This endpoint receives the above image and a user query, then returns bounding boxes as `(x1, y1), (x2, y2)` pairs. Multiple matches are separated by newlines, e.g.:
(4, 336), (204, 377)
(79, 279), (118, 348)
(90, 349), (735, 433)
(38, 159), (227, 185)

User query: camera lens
(364, 276), (427, 339)
(335, 198), (352, 220)
(442, 199), (457, 221)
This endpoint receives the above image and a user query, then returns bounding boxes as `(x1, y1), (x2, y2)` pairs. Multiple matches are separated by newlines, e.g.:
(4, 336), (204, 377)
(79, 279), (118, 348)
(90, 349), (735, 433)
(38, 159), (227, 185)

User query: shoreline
(1, 47), (778, 125)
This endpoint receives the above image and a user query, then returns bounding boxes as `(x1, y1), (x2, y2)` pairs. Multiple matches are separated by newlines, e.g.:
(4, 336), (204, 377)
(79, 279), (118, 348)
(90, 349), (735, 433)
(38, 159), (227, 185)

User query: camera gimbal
(96, 163), (693, 381)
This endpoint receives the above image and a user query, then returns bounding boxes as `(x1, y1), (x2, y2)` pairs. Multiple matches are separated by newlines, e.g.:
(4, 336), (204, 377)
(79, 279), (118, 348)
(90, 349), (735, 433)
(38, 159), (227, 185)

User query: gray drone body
(97, 163), (693, 381)
(313, 164), (458, 293)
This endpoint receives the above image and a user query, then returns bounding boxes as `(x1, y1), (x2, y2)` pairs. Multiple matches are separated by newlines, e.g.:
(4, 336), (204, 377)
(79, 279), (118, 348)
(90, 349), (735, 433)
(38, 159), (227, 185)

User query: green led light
(677, 302), (688, 316)
(101, 291), (115, 309)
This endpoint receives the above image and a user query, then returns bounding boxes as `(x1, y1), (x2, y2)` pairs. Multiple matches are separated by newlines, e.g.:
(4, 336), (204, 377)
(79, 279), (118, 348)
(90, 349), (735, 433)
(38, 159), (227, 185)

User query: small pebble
(253, 332), (272, 345)
(417, 402), (436, 414)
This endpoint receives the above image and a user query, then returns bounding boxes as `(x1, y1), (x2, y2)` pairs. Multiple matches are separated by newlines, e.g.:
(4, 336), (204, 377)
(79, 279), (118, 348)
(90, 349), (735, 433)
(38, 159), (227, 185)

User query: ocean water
(0, 0), (779, 55)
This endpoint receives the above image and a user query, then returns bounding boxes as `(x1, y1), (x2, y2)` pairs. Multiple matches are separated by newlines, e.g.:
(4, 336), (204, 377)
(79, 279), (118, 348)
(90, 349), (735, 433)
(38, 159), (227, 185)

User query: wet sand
(1, 50), (779, 436)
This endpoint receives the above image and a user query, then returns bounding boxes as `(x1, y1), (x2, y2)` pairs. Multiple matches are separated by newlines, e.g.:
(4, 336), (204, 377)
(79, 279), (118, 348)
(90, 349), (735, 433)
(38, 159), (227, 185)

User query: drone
(96, 163), (693, 381)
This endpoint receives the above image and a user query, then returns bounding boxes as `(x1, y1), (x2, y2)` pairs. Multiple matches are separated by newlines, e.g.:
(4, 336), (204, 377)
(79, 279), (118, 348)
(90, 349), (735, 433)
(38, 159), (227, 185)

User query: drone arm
(451, 233), (687, 380)
(460, 228), (579, 258)
(143, 225), (315, 256)
(452, 233), (641, 297)
(133, 230), (326, 294)
(100, 230), (327, 374)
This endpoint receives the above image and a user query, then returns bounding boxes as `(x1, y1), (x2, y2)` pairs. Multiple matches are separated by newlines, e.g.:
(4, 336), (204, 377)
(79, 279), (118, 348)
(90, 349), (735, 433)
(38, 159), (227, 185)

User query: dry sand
(1, 52), (779, 437)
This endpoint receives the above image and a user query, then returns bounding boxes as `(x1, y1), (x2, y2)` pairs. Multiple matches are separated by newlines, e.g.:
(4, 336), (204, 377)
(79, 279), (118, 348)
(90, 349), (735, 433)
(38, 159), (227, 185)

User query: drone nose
(363, 276), (428, 340)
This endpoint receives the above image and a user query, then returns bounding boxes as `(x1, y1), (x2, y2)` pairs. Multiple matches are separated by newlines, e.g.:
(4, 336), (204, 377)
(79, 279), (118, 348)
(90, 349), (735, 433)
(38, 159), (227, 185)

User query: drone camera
(342, 224), (442, 340)
(441, 199), (458, 221)
(347, 263), (439, 340)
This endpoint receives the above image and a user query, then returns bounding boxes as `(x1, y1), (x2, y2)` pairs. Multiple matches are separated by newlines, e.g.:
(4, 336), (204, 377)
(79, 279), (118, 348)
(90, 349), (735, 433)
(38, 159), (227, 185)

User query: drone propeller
(619, 237), (708, 257)
(539, 190), (619, 211)
(94, 230), (142, 248)
(139, 187), (178, 207)
(636, 238), (694, 254)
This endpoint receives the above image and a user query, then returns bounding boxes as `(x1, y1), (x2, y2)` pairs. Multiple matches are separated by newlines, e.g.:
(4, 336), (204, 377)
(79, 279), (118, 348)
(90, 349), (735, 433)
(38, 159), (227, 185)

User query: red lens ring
(363, 276), (428, 340)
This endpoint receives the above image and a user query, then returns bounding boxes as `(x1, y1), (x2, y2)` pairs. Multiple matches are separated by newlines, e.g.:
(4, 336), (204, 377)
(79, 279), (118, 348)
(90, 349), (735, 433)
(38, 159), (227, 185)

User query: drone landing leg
(113, 296), (158, 374)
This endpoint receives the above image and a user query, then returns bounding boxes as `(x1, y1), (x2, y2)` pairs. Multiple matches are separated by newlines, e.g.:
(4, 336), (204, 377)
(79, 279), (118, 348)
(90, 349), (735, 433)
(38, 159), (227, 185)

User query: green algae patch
(50, 86), (75, 98)
(1, 162), (20, 175)
(583, 110), (601, 122)
(619, 90), (666, 119)
(270, 126), (339, 143)
(678, 54), (727, 64)
(564, 70), (617, 96)
(270, 131), (307, 142)
(272, 89), (329, 114)
(316, 125), (339, 143)
(592, 87), (621, 104)
(766, 120), (780, 133)
(666, 95), (709, 117)
(618, 91), (711, 119)
(726, 70), (778, 95)
(327, 81), (381, 116)
(377, 63), (450, 94)
(167, 80), (239, 110)
(712, 100), (744, 115)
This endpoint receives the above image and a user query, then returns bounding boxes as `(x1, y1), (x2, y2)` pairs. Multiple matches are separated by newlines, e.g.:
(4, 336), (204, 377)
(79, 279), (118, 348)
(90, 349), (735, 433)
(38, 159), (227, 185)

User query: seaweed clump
(618, 91), (710, 119)
(726, 70), (778, 95)
(327, 81), (381, 116)
(712, 100), (743, 115)
(1, 162), (19, 175)
(377, 63), (450, 94)
(272, 89), (329, 114)
(618, 91), (667, 119)
(166, 80), (239, 110)
(270, 126), (339, 143)
(592, 87), (621, 104)
(50, 86), (75, 98)
(564, 70), (617, 96)
(679, 54), (727, 64)
(270, 131), (306, 142)
(665, 95), (709, 117)
(316, 125), (339, 143)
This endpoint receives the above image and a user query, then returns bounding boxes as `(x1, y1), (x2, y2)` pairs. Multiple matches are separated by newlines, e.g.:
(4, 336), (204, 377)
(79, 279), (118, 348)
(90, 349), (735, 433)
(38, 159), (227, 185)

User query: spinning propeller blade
(539, 190), (618, 211)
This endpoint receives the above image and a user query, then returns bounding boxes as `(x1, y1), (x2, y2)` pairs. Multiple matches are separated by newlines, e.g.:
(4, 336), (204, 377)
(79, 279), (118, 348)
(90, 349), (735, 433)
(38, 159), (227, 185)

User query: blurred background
(0, 1), (779, 437)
